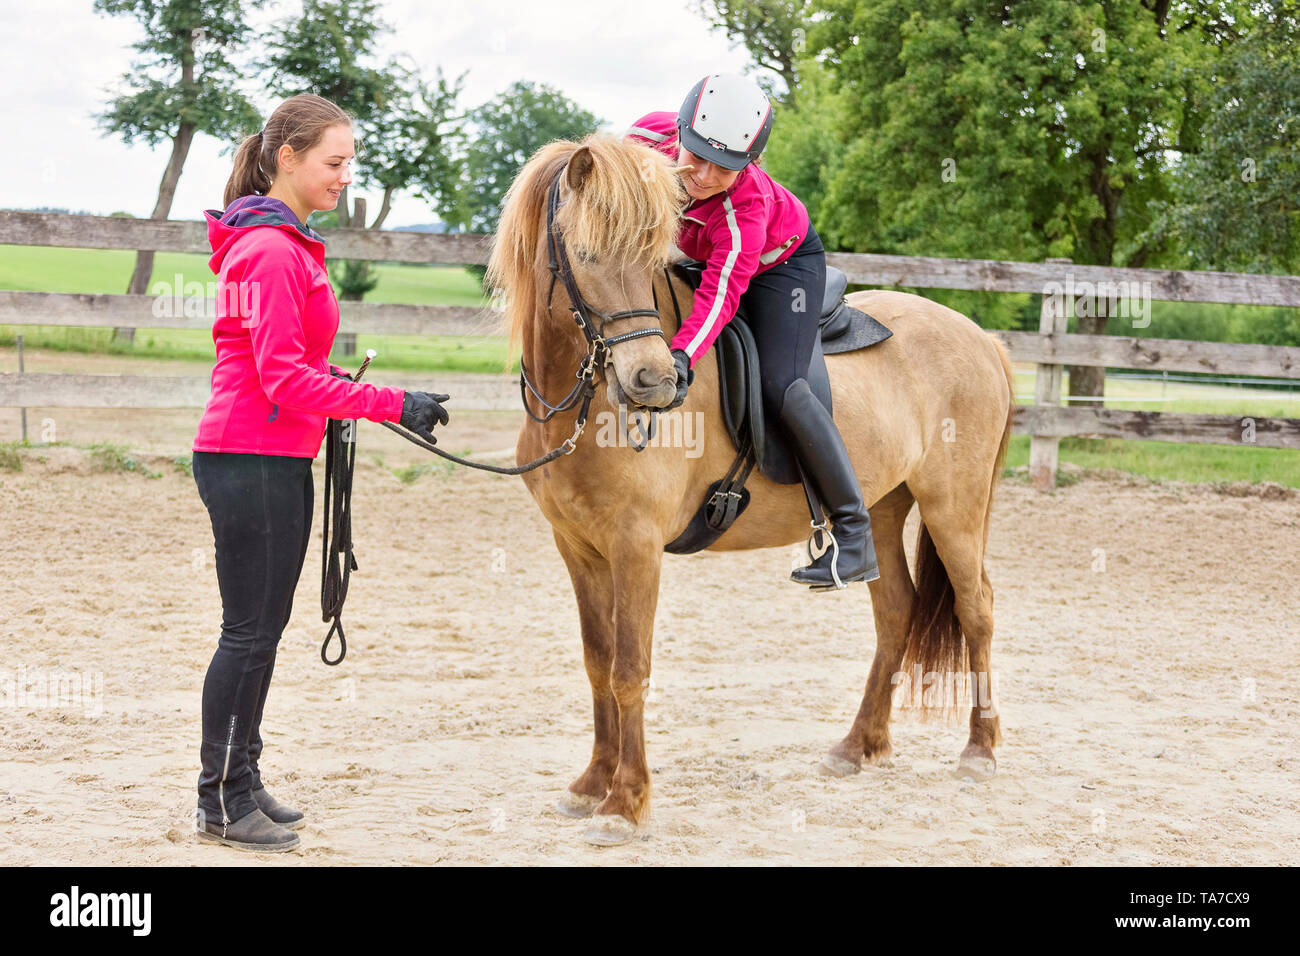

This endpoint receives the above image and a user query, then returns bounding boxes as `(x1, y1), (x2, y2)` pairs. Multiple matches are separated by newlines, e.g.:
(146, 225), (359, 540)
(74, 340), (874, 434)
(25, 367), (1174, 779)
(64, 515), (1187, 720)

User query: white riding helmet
(676, 74), (774, 171)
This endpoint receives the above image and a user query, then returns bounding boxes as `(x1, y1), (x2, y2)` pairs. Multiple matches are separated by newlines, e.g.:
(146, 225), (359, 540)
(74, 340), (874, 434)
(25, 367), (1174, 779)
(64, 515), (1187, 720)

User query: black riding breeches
(739, 223), (827, 414)
(191, 450), (313, 824)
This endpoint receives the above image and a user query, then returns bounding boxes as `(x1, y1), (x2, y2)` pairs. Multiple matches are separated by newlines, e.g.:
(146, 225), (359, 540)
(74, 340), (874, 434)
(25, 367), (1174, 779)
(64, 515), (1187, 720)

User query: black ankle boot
(196, 805), (300, 852)
(252, 786), (305, 830)
(780, 378), (881, 589)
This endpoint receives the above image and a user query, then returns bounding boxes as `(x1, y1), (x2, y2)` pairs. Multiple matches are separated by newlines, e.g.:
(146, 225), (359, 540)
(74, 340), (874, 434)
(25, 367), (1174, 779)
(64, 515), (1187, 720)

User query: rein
(318, 163), (670, 664)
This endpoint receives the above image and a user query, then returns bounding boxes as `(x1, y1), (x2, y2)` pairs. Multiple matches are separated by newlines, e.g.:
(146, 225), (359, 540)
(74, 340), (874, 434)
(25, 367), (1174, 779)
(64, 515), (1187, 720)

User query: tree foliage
(259, 0), (464, 231)
(1151, 7), (1300, 273)
(691, 0), (813, 99)
(259, 0), (464, 311)
(762, 59), (847, 228)
(93, 0), (266, 329)
(93, 0), (264, 150)
(809, 0), (1229, 269)
(450, 81), (602, 232)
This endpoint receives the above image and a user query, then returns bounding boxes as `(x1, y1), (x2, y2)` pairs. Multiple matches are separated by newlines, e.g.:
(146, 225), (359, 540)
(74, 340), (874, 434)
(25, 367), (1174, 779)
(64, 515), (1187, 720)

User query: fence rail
(0, 290), (497, 336)
(0, 371), (520, 411)
(6, 210), (1297, 304)
(0, 210), (492, 265)
(4, 211), (1299, 486)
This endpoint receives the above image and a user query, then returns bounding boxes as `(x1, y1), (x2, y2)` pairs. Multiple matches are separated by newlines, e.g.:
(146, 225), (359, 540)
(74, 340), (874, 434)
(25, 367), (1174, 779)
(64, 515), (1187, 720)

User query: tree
(761, 59), (846, 228)
(1151, 7), (1300, 274)
(450, 81), (603, 234)
(810, 0), (1260, 402)
(259, 0), (464, 351)
(93, 0), (265, 343)
(691, 0), (812, 100)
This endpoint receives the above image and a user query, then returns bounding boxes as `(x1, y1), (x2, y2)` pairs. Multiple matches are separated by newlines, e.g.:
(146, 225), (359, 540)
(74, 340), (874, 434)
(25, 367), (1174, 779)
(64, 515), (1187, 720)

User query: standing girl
(627, 74), (880, 589)
(191, 93), (450, 851)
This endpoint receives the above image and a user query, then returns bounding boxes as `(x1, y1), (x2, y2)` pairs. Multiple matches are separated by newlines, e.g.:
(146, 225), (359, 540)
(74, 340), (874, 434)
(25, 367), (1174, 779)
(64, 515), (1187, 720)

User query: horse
(485, 134), (1015, 846)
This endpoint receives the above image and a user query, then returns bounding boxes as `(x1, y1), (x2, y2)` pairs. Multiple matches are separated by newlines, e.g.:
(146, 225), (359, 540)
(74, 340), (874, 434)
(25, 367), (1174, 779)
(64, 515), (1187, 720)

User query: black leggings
(191, 451), (313, 823)
(740, 224), (827, 413)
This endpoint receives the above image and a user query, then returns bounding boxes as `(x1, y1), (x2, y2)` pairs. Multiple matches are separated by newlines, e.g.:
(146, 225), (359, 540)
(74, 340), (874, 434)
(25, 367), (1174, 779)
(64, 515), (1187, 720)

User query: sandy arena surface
(1, 390), (1297, 866)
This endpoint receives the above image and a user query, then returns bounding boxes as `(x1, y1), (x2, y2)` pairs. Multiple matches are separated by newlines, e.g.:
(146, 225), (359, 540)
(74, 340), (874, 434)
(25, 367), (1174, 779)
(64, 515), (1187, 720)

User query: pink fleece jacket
(626, 111), (812, 367)
(192, 195), (405, 457)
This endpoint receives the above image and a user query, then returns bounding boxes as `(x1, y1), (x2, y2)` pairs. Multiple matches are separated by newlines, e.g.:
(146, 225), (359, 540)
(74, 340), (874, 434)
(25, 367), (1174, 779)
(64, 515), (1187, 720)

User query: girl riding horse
(626, 73), (879, 589)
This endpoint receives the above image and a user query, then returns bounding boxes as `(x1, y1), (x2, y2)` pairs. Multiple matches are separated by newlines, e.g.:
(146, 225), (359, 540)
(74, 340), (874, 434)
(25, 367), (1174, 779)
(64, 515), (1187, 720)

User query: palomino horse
(486, 135), (1015, 845)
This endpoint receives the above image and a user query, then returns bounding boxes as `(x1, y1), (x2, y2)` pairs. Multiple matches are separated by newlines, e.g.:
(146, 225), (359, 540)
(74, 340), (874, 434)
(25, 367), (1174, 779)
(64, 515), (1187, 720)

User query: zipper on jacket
(219, 714), (237, 836)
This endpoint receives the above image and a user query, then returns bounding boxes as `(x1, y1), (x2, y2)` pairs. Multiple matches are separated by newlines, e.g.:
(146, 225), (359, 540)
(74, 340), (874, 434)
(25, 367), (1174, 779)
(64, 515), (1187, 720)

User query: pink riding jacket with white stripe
(626, 111), (811, 368)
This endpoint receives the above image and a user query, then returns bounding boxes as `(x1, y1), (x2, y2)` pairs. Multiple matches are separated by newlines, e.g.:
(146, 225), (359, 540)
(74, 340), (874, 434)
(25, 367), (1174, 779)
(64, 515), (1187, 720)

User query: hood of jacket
(203, 194), (326, 273)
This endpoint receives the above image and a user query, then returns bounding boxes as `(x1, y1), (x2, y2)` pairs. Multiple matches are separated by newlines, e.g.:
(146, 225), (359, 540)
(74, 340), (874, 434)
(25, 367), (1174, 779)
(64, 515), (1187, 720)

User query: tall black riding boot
(780, 378), (880, 589)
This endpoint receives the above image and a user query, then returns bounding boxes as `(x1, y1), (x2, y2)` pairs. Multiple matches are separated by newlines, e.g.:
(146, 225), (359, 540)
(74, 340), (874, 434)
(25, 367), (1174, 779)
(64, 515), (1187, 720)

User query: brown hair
(222, 93), (353, 208)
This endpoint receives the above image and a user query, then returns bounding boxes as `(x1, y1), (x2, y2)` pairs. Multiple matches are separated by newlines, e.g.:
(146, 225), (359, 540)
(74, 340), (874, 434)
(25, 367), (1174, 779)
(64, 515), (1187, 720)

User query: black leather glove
(666, 349), (693, 411)
(400, 390), (451, 444)
(329, 366), (353, 381)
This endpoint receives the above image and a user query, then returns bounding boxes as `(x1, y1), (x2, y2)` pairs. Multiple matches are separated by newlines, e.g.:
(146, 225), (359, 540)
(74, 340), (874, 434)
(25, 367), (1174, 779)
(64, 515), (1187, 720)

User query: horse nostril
(634, 368), (664, 391)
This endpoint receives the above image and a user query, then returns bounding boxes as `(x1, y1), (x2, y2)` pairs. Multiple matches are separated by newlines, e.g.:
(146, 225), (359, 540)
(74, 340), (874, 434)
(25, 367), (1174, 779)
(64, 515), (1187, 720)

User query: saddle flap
(822, 266), (849, 318)
(731, 319), (768, 472)
(820, 302), (853, 341)
(714, 320), (747, 449)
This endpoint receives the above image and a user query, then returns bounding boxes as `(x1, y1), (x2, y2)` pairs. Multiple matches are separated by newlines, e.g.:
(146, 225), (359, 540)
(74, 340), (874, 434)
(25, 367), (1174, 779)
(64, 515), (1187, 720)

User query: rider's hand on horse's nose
(666, 349), (693, 411)
(400, 390), (451, 444)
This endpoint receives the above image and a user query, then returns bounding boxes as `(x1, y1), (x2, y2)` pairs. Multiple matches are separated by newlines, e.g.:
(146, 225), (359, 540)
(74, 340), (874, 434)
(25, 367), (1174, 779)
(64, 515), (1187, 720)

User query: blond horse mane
(486, 134), (685, 360)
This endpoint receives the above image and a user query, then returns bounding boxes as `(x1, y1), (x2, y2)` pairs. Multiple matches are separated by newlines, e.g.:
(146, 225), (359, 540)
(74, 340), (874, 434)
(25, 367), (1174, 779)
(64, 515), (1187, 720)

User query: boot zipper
(219, 714), (237, 837)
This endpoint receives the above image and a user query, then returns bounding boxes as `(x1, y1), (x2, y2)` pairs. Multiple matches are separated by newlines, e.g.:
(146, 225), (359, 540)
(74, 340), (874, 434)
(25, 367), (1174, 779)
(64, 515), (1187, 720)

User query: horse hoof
(555, 791), (602, 819)
(820, 753), (862, 777)
(955, 748), (997, 782)
(582, 813), (639, 846)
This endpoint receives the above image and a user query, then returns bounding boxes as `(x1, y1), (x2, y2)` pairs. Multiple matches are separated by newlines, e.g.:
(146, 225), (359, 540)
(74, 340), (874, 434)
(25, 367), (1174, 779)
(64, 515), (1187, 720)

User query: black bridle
(518, 167), (669, 448)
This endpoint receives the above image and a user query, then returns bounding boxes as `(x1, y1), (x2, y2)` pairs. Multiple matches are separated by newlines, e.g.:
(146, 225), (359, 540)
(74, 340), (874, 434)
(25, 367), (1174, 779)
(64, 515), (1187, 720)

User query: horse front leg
(551, 528), (619, 818)
(583, 532), (663, 846)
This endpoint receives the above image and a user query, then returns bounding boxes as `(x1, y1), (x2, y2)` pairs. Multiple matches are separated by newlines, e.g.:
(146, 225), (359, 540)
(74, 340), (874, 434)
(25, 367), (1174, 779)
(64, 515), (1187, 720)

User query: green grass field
(0, 245), (488, 304)
(1004, 435), (1300, 488)
(0, 245), (507, 371)
(1006, 370), (1300, 488)
(2, 245), (1298, 487)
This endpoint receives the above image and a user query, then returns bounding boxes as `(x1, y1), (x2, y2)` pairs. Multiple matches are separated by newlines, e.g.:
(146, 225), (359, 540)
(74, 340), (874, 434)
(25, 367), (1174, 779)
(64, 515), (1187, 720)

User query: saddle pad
(822, 304), (893, 355)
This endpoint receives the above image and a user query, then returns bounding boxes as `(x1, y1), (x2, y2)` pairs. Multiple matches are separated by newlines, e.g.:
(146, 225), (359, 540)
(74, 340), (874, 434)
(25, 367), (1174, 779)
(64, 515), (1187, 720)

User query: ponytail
(223, 133), (273, 207)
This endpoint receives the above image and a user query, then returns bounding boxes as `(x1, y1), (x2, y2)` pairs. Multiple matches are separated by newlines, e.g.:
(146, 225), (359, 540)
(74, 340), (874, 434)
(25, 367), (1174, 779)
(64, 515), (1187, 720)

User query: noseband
(518, 165), (668, 448)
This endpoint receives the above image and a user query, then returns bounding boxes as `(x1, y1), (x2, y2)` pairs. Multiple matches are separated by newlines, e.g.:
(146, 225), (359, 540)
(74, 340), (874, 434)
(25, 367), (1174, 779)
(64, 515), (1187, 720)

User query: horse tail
(900, 334), (1014, 717)
(900, 524), (964, 716)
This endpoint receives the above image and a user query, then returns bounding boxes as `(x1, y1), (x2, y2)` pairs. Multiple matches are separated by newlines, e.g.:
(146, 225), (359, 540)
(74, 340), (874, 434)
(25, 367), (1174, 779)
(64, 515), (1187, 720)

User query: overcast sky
(1, 0), (753, 226)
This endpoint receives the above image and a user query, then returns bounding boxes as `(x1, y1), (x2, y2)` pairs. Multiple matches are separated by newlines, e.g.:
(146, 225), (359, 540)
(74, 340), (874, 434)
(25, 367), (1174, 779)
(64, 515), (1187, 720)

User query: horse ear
(567, 147), (595, 192)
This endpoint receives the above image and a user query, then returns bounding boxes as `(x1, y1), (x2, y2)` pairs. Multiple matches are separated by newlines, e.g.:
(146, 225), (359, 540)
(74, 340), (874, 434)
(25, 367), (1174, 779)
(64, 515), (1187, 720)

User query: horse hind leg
(906, 489), (1002, 781)
(550, 528), (619, 818)
(822, 482), (917, 776)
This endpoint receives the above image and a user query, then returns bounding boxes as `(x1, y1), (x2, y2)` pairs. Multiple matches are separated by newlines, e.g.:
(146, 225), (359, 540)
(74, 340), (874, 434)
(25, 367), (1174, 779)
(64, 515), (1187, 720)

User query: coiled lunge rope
(320, 413), (358, 665)
(318, 351), (377, 666)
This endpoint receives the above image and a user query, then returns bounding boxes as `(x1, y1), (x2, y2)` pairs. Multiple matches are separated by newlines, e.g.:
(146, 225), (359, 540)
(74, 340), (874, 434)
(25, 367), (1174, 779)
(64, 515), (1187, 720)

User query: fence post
(1029, 258), (1073, 490)
(17, 333), (27, 443)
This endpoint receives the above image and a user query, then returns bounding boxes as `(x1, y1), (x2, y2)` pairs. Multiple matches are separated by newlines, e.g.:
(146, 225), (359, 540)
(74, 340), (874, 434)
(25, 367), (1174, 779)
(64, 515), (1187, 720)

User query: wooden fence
(3, 210), (1299, 489)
